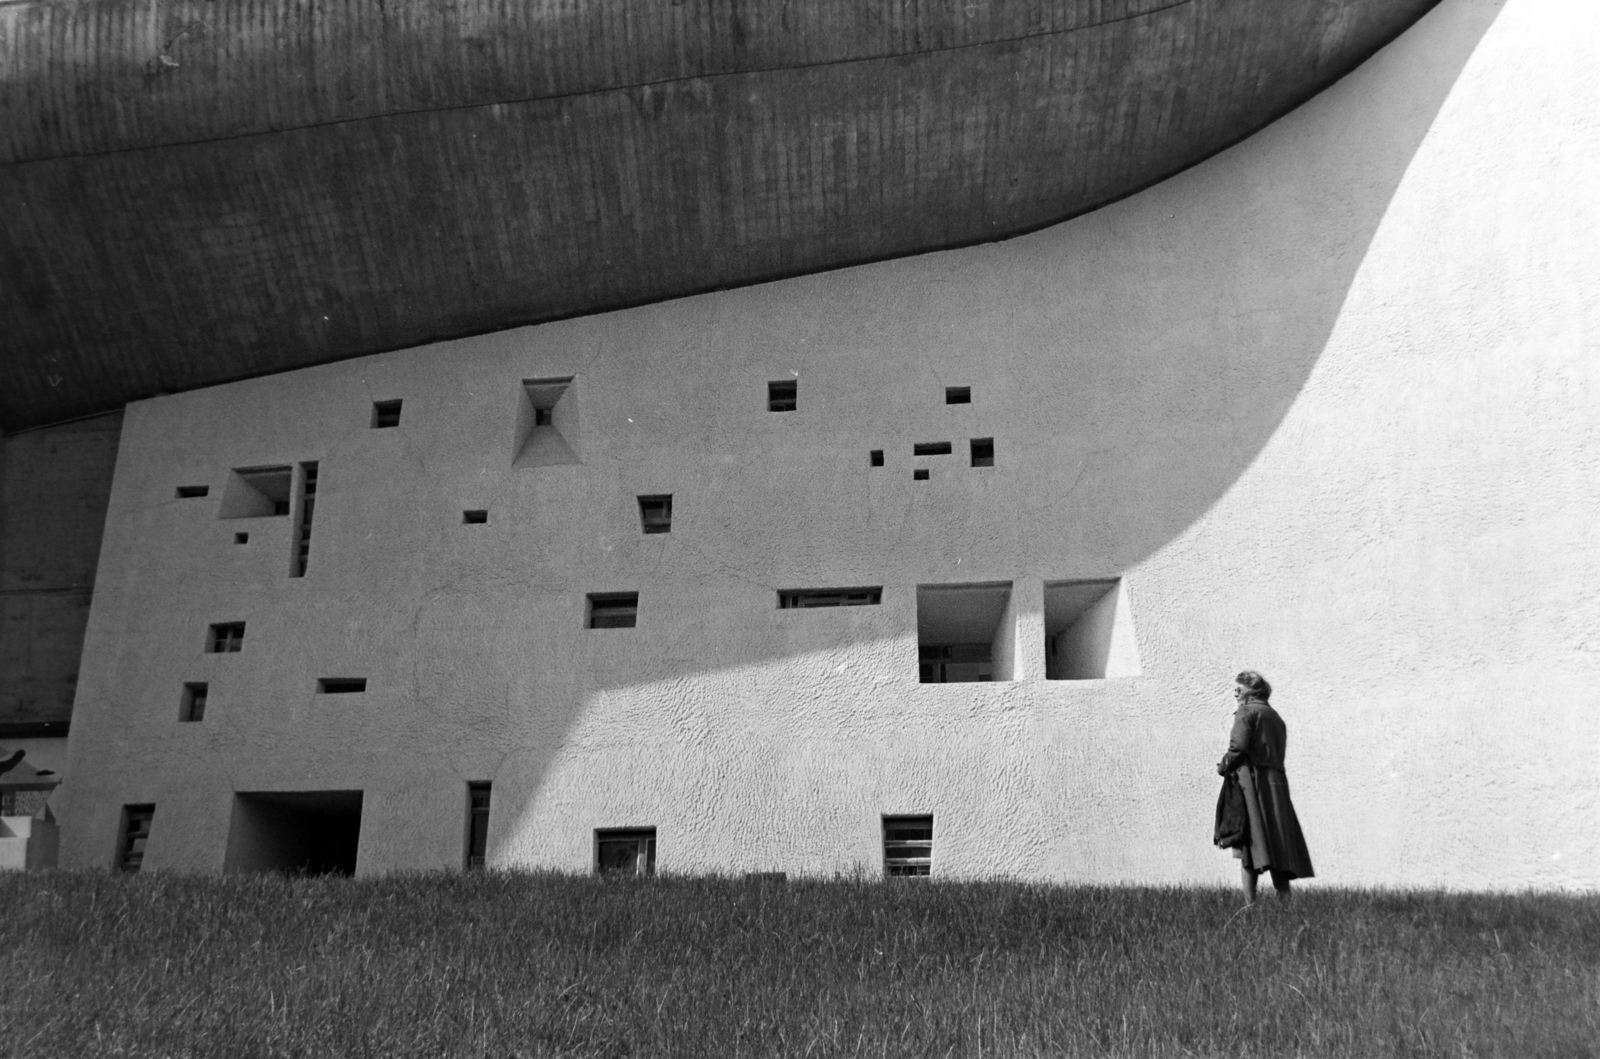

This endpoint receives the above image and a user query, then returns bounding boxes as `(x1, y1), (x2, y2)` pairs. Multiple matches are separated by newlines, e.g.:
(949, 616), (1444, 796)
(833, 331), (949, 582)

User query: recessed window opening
(516, 377), (579, 467)
(588, 592), (638, 629)
(218, 466), (292, 519)
(1045, 579), (1141, 679)
(870, 450), (884, 467)
(778, 587), (882, 609)
(118, 805), (155, 873)
(883, 815), (933, 877)
(913, 469), (930, 481)
(971, 438), (995, 468)
(180, 683), (208, 722)
(913, 442), (953, 457)
(208, 622), (246, 653)
(596, 828), (656, 876)
(463, 510), (489, 525)
(466, 783), (491, 871)
(175, 485), (209, 499)
(317, 678), (368, 694)
(945, 387), (971, 404)
(224, 791), (363, 876)
(917, 582), (1013, 682)
(291, 462), (318, 577)
(371, 400), (403, 428)
(767, 380), (797, 412)
(234, 532), (249, 544)
(638, 495), (672, 534)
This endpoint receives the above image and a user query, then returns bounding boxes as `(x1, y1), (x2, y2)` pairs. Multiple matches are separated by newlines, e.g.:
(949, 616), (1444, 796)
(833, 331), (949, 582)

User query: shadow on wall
(437, 0), (1509, 857)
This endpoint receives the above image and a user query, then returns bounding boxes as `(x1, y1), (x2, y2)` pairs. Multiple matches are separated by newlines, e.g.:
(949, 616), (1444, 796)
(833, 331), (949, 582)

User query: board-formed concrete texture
(57, 0), (1599, 887)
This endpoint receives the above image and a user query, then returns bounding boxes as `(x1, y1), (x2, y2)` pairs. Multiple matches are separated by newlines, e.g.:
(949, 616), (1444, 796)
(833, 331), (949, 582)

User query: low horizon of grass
(3, 870), (1597, 1058)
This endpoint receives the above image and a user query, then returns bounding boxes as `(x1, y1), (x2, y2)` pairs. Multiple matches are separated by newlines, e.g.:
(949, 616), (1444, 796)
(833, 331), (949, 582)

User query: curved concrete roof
(0, 0), (1438, 431)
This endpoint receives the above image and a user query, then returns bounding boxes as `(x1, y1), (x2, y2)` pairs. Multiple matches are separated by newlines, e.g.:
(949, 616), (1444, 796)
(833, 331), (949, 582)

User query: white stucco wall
(59, 0), (1598, 888)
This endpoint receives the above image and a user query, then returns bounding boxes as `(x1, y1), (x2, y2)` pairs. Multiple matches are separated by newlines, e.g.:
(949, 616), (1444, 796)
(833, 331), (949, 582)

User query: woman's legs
(1240, 864), (1258, 903)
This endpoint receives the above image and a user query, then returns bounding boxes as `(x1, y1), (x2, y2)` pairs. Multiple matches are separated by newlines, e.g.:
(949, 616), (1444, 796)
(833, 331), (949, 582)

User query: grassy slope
(3, 872), (1596, 1058)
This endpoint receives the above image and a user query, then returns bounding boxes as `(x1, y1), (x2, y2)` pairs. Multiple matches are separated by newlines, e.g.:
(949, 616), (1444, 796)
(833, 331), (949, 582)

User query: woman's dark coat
(1218, 695), (1315, 879)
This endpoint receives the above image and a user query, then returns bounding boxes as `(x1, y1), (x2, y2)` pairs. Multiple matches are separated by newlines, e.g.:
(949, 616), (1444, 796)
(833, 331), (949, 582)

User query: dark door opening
(224, 790), (363, 876)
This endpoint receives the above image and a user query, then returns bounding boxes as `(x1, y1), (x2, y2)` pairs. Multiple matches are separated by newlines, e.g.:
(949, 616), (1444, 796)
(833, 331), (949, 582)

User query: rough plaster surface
(58, 0), (1598, 888)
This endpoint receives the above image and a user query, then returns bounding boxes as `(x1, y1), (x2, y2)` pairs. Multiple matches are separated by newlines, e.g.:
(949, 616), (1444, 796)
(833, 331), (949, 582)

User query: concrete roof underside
(0, 0), (1439, 432)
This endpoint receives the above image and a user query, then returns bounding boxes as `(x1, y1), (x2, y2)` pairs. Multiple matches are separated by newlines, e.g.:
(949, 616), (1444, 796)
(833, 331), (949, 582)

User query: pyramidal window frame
(515, 376), (580, 467)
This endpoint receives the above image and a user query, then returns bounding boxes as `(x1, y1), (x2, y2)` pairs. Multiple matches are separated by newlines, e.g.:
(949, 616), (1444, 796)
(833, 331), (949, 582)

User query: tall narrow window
(180, 682), (208, 722)
(883, 815), (933, 877)
(638, 495), (672, 534)
(767, 380), (797, 412)
(371, 400), (403, 428)
(970, 438), (995, 468)
(118, 805), (155, 873)
(208, 622), (246, 653)
(466, 783), (491, 870)
(596, 828), (656, 876)
(292, 461), (318, 577)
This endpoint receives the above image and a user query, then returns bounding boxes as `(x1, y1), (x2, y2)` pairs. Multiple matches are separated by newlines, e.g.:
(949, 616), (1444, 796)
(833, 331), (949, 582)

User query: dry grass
(2, 871), (1596, 1058)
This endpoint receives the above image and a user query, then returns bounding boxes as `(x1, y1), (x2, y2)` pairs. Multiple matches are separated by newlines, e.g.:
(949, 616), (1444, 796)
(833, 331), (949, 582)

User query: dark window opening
(913, 469), (930, 481)
(176, 485), (209, 499)
(371, 400), (403, 428)
(317, 678), (367, 694)
(218, 466), (292, 519)
(870, 450), (884, 467)
(588, 592), (639, 629)
(517, 377), (579, 467)
(180, 682), (208, 722)
(463, 510), (488, 525)
(224, 791), (363, 876)
(597, 828), (656, 876)
(466, 783), (491, 871)
(767, 380), (797, 412)
(208, 622), (246, 653)
(913, 442), (953, 456)
(638, 495), (672, 534)
(234, 532), (249, 544)
(917, 582), (1012, 682)
(118, 805), (155, 873)
(291, 462), (317, 577)
(945, 387), (971, 404)
(883, 815), (932, 877)
(534, 407), (553, 427)
(778, 587), (883, 609)
(971, 438), (995, 468)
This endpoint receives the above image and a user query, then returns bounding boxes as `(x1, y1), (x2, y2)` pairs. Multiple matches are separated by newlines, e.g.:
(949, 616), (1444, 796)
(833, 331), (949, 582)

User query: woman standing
(1217, 671), (1315, 902)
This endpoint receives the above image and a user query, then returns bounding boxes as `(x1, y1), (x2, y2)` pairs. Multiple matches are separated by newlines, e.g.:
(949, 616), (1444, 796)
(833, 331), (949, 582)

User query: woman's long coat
(1219, 695), (1315, 879)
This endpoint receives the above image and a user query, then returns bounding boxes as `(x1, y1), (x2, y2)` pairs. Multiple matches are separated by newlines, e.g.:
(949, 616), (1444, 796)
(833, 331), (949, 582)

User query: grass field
(3, 871), (1596, 1058)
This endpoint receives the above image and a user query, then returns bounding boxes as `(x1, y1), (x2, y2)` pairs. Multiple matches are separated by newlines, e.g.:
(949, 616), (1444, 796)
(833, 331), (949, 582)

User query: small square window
(883, 815), (933, 877)
(371, 400), (403, 428)
(175, 485), (209, 499)
(534, 406), (554, 427)
(971, 438), (995, 468)
(588, 592), (638, 629)
(180, 682), (208, 722)
(596, 828), (656, 876)
(638, 495), (672, 534)
(945, 387), (971, 404)
(913, 469), (930, 481)
(234, 532), (249, 544)
(869, 450), (884, 467)
(463, 510), (488, 525)
(767, 380), (797, 412)
(208, 622), (246, 653)
(317, 678), (368, 694)
(118, 805), (155, 873)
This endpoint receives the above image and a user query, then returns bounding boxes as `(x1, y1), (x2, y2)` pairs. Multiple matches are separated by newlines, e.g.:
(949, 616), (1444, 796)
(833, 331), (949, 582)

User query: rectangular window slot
(175, 485), (209, 499)
(971, 438), (995, 468)
(767, 380), (797, 412)
(118, 805), (155, 873)
(466, 783), (491, 871)
(913, 469), (929, 481)
(180, 682), (208, 722)
(218, 466), (292, 519)
(596, 828), (656, 876)
(317, 678), (368, 694)
(208, 622), (246, 653)
(870, 450), (884, 467)
(463, 510), (488, 525)
(588, 592), (638, 629)
(945, 387), (971, 404)
(778, 587), (882, 609)
(883, 815), (933, 877)
(913, 442), (953, 456)
(291, 462), (317, 577)
(637, 495), (672, 534)
(917, 582), (1012, 682)
(234, 532), (249, 545)
(371, 400), (403, 428)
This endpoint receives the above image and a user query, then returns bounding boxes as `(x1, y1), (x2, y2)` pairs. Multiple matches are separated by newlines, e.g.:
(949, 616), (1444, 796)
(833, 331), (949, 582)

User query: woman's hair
(1235, 670), (1272, 700)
